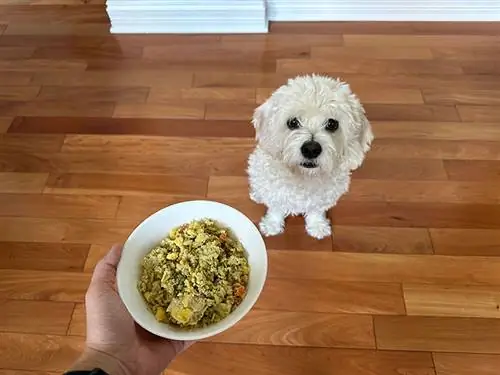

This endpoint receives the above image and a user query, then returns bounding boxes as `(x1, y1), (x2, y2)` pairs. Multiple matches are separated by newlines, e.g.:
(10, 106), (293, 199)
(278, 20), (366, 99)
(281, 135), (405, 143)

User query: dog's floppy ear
(252, 101), (270, 141)
(343, 92), (374, 171)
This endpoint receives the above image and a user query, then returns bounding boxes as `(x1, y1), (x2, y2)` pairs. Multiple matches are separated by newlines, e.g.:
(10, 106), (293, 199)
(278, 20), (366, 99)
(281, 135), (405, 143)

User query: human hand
(70, 245), (193, 375)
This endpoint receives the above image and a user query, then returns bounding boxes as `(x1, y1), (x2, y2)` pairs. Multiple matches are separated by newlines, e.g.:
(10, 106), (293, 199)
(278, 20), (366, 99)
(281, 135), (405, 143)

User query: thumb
(91, 244), (123, 286)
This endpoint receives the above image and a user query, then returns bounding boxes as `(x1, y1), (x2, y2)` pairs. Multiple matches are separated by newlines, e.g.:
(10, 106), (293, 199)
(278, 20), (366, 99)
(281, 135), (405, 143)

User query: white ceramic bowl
(117, 200), (268, 341)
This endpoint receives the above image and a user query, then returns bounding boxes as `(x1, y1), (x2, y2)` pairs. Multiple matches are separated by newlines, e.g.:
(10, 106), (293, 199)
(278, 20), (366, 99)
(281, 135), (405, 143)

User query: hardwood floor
(1, 3), (500, 374)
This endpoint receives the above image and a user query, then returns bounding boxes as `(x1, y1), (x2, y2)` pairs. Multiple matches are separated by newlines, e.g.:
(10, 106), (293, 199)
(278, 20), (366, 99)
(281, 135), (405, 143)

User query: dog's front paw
(306, 218), (332, 240)
(259, 215), (284, 237)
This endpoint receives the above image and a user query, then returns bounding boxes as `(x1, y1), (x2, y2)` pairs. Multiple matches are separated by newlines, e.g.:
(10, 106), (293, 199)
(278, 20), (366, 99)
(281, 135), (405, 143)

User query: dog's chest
(248, 151), (350, 214)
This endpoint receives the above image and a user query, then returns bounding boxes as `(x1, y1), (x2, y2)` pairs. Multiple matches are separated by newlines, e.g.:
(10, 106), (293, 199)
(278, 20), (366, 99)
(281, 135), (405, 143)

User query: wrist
(69, 347), (131, 375)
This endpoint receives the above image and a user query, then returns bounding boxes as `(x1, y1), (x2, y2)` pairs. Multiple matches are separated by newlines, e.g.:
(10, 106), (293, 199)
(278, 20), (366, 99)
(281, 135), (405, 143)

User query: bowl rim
(117, 199), (268, 341)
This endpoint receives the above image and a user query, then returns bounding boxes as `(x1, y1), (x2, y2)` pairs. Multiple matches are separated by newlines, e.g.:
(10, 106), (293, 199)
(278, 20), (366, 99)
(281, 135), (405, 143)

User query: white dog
(247, 75), (373, 239)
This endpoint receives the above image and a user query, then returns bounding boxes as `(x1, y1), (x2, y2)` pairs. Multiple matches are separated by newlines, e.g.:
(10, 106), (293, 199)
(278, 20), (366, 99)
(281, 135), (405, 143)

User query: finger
(91, 244), (123, 286)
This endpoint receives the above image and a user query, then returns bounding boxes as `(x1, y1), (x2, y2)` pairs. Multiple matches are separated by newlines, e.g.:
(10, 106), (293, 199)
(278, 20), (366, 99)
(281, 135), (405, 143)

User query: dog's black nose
(301, 141), (322, 159)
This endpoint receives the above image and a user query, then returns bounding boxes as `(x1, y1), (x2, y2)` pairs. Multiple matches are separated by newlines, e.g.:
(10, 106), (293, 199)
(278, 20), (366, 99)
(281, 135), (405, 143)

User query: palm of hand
(86, 280), (187, 375)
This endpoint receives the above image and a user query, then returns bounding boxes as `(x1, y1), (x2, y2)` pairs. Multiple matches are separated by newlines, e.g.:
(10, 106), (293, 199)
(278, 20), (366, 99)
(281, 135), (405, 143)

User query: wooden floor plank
(458, 105), (500, 122)
(404, 284), (500, 319)
(434, 353), (500, 375)
(343, 35), (500, 47)
(311, 46), (433, 60)
(373, 121), (500, 141)
(444, 160), (500, 181)
(211, 310), (375, 349)
(60, 135), (253, 155)
(0, 117), (13, 133)
(0, 172), (48, 193)
(31, 70), (193, 88)
(268, 251), (500, 285)
(278, 58), (463, 75)
(346, 179), (500, 204)
(375, 316), (500, 354)
(332, 226), (433, 254)
(169, 343), (436, 375)
(257, 278), (405, 315)
(8, 117), (255, 137)
(363, 104), (460, 122)
(370, 139), (500, 160)
(0, 300), (74, 335)
(0, 242), (89, 272)
(0, 217), (66, 242)
(430, 228), (500, 256)
(0, 333), (82, 372)
(46, 172), (208, 197)
(0, 134), (63, 153)
(113, 101), (205, 119)
(0, 194), (120, 219)
(332, 201), (500, 229)
(37, 86), (149, 103)
(0, 86), (40, 101)
(353, 159), (448, 180)
(423, 89), (500, 105)
(0, 269), (89, 302)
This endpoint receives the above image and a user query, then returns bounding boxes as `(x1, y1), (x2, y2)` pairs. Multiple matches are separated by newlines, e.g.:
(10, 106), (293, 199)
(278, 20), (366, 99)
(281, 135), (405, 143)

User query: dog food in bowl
(138, 219), (250, 328)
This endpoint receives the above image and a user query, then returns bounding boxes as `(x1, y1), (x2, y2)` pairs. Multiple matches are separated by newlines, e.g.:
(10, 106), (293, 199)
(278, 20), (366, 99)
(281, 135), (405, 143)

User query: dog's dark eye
(325, 119), (339, 132)
(287, 118), (300, 130)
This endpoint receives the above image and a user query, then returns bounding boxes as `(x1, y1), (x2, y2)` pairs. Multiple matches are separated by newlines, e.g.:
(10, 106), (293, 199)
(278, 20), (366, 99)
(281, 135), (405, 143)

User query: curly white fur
(247, 75), (374, 239)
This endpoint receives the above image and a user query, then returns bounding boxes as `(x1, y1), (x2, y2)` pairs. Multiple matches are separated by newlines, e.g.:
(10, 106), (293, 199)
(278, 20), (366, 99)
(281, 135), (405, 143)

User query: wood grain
(444, 160), (500, 182)
(353, 158), (448, 180)
(375, 316), (500, 354)
(212, 310), (376, 349)
(169, 343), (436, 375)
(430, 228), (500, 256)
(0, 117), (13, 132)
(8, 117), (255, 137)
(332, 226), (433, 254)
(312, 46), (434, 60)
(373, 121), (500, 141)
(0, 242), (89, 271)
(0, 172), (48, 193)
(0, 300), (74, 335)
(0, 333), (82, 372)
(257, 278), (405, 315)
(0, 269), (89, 302)
(0, 194), (120, 219)
(113, 101), (205, 119)
(434, 353), (500, 375)
(458, 106), (500, 122)
(346, 179), (500, 204)
(332, 201), (500, 229)
(37, 86), (149, 103)
(423, 89), (500, 106)
(46, 172), (208, 197)
(268, 251), (500, 285)
(404, 284), (500, 319)
(0, 86), (40, 101)
(278, 58), (463, 75)
(343, 35), (500, 47)
(67, 303), (84, 336)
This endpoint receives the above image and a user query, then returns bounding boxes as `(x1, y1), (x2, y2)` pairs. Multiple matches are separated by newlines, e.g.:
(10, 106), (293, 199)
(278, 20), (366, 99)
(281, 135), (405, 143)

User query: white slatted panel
(107, 0), (267, 34)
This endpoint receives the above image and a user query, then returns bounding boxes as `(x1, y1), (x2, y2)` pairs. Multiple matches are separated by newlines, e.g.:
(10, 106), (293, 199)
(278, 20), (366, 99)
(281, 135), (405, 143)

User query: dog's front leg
(259, 207), (286, 237)
(305, 211), (332, 240)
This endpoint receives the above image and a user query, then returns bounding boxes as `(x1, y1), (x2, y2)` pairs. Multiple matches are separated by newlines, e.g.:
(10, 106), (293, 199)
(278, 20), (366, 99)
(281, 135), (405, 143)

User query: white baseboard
(107, 0), (500, 34)
(267, 0), (500, 21)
